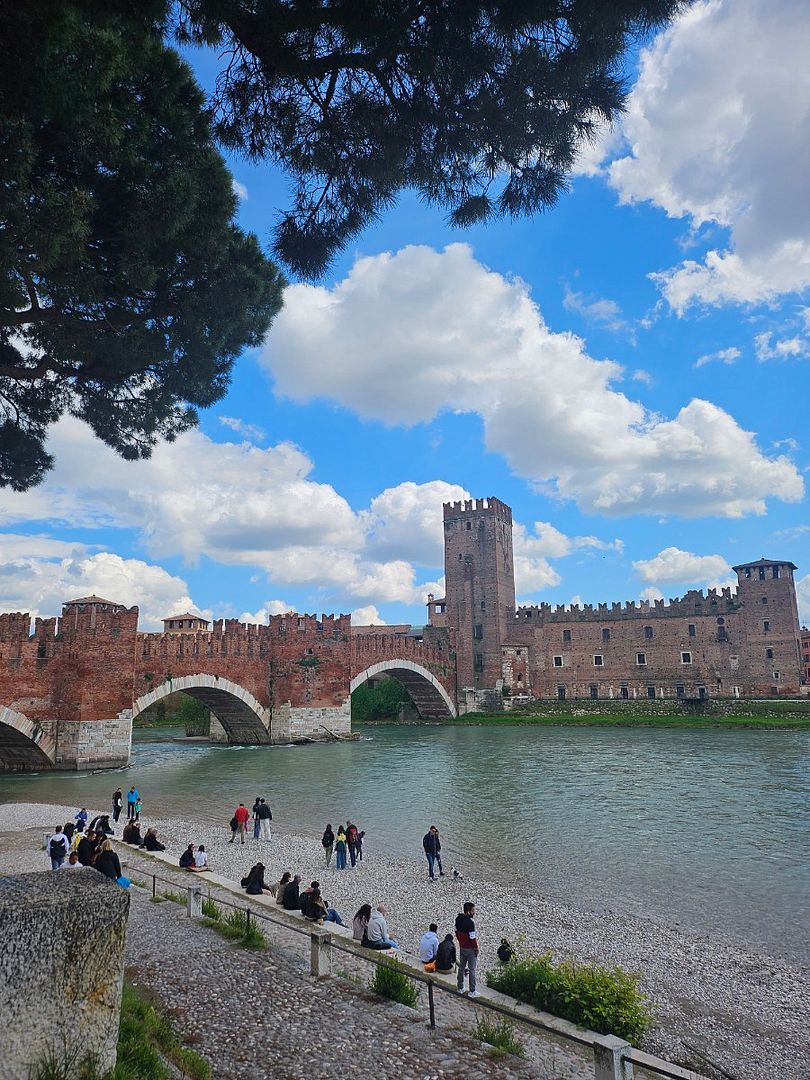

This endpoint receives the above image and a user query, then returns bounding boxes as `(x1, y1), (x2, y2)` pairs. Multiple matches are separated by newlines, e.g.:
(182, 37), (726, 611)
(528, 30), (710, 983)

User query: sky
(1, 0), (809, 631)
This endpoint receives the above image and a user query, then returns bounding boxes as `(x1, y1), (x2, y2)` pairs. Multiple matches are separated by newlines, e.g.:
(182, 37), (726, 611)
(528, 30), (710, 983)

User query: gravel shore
(2, 800), (807, 1080)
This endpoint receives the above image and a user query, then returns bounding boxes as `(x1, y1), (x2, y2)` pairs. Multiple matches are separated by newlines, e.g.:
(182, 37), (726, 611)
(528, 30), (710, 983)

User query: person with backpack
(346, 821), (360, 867)
(257, 798), (272, 841)
(46, 826), (70, 870)
(321, 824), (335, 868)
(229, 803), (250, 843)
(334, 826), (347, 870)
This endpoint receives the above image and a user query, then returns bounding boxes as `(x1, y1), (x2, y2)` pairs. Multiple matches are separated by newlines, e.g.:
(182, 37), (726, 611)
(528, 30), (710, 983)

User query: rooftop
(731, 558), (798, 571)
(162, 612), (210, 623)
(63, 595), (119, 607)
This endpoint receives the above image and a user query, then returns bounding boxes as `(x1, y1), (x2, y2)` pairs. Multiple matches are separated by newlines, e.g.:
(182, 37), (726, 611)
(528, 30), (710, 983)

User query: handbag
(117, 875), (131, 889)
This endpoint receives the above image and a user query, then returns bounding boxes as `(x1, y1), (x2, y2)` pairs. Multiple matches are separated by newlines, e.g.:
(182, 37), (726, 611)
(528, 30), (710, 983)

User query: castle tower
(732, 559), (802, 694)
(442, 497), (515, 695)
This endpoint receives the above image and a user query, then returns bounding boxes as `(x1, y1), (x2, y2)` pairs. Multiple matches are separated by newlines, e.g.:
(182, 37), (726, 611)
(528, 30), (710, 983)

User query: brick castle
(0, 495), (803, 771)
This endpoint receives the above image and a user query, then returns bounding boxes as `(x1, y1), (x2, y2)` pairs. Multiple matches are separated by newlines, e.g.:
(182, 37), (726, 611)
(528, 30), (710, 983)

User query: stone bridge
(0, 597), (457, 772)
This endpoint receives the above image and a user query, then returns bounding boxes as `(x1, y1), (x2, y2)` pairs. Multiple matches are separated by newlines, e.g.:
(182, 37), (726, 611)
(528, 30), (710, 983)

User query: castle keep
(428, 497), (803, 706)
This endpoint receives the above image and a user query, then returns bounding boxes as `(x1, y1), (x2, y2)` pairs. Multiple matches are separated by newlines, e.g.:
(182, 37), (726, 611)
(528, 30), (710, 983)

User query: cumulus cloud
(362, 480), (469, 566)
(562, 287), (627, 333)
(0, 545), (196, 630)
(609, 0), (810, 311)
(261, 243), (802, 517)
(512, 522), (623, 596)
(640, 586), (664, 602)
(694, 347), (741, 369)
(633, 547), (732, 586)
(754, 333), (808, 362)
(796, 574), (810, 624)
(351, 605), (386, 625)
(238, 601), (293, 623)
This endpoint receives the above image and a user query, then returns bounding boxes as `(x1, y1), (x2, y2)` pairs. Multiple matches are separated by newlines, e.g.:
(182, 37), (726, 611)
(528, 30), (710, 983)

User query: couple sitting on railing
(179, 843), (210, 872)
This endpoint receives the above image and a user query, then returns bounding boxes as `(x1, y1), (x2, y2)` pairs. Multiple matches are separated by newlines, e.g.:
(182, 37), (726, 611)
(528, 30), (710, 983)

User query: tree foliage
(0, 1), (284, 490)
(352, 676), (413, 723)
(176, 0), (685, 276)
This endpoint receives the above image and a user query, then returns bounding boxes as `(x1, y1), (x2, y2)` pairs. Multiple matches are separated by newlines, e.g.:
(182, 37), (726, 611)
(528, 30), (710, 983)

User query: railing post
(310, 928), (332, 976)
(427, 981), (436, 1029)
(152, 874), (156, 899)
(593, 1035), (634, 1080)
(187, 885), (203, 918)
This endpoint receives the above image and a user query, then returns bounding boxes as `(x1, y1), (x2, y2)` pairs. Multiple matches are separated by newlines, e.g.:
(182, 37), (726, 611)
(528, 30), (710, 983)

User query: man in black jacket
(257, 798), (273, 842)
(422, 825), (444, 880)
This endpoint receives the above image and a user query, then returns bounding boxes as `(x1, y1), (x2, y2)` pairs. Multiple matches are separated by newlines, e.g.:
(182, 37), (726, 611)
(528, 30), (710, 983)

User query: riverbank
(2, 800), (807, 1080)
(445, 712), (810, 729)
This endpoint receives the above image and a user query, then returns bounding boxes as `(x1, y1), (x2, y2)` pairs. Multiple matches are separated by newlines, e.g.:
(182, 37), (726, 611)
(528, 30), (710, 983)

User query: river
(1, 723), (808, 962)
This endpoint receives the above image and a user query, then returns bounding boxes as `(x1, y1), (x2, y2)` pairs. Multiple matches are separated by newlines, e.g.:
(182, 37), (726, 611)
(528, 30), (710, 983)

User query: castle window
(676, 685), (685, 697)
(688, 624), (696, 637)
(772, 566), (780, 579)
(763, 621), (770, 632)
(717, 628), (728, 642)
(717, 617), (725, 625)
(647, 686), (656, 699)
(644, 625), (653, 639)
(602, 628), (610, 643)
(620, 686), (629, 699)
(480, 601), (486, 611)
(557, 686), (566, 700)
(553, 655), (563, 667)
(681, 651), (692, 664)
(761, 596), (768, 604)
(590, 684), (598, 699)
(759, 567), (766, 580)
(744, 568), (751, 578)
(766, 647), (774, 659)
(636, 653), (647, 665)
(773, 671), (780, 680)
(466, 521), (471, 530)
(474, 653), (484, 671)
(593, 655), (603, 667)
(474, 624), (483, 640)
(562, 629), (571, 643)
(699, 687), (707, 699)
(516, 650), (522, 657)
(516, 673), (523, 684)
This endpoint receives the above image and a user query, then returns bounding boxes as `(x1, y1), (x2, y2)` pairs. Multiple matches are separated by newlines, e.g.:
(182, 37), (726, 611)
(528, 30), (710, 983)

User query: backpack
(49, 837), (67, 860)
(229, 816), (238, 831)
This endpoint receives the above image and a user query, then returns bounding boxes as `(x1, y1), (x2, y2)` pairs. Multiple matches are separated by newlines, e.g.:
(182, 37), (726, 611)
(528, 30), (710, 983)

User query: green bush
(208, 908), (267, 949)
(201, 896), (221, 920)
(474, 1016), (525, 1057)
(486, 952), (652, 1046)
(369, 957), (419, 1008)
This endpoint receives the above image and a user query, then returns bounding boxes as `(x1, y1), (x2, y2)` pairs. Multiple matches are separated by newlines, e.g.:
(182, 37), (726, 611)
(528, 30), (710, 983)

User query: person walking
(126, 787), (138, 821)
(112, 788), (123, 823)
(423, 825), (444, 879)
(346, 821), (360, 867)
(46, 826), (70, 870)
(257, 798), (272, 841)
(321, 824), (335, 867)
(252, 797), (262, 840)
(334, 826), (347, 870)
(229, 803), (250, 843)
(455, 901), (480, 997)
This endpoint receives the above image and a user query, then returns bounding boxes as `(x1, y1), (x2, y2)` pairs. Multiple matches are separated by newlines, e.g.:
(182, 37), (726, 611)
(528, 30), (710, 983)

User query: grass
(28, 984), (210, 1080)
(474, 1016), (526, 1058)
(201, 895), (221, 920)
(160, 889), (186, 905)
(369, 957), (419, 1008)
(446, 709), (810, 730)
(203, 906), (267, 949)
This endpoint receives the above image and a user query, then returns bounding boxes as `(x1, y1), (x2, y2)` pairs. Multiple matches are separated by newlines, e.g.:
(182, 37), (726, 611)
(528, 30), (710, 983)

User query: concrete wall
(0, 870), (129, 1079)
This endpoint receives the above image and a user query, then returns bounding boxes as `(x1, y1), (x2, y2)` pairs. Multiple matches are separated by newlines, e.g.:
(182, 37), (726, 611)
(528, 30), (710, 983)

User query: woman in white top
(194, 844), (210, 871)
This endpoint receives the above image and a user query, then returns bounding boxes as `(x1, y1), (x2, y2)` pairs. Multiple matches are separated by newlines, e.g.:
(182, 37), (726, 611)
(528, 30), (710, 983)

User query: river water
(1, 723), (808, 962)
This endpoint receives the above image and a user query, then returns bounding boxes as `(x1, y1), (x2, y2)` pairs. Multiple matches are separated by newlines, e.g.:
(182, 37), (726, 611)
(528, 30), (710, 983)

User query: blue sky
(1, 0), (808, 629)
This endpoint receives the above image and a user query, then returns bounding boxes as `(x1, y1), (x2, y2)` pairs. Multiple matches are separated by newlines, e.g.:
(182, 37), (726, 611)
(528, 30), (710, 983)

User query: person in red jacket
(454, 901), (480, 998)
(230, 803), (250, 844)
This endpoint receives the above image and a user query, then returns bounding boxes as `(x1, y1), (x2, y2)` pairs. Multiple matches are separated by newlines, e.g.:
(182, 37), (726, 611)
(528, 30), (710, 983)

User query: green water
(1, 723), (808, 962)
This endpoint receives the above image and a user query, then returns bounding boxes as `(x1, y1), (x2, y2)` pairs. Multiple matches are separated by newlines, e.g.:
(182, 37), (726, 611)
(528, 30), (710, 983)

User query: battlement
(443, 497), (512, 522)
(0, 613), (34, 641)
(137, 612), (352, 651)
(515, 587), (739, 623)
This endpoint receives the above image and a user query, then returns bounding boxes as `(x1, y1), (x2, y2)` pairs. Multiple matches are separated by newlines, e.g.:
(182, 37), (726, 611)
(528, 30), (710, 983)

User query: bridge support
(54, 717), (133, 771)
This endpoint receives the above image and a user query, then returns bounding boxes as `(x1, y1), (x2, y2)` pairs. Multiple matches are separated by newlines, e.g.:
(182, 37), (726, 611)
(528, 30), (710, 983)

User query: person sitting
(94, 840), (122, 882)
(192, 844), (210, 872)
(435, 933), (457, 974)
(282, 874), (301, 911)
(89, 814), (114, 836)
(122, 821), (142, 845)
(140, 827), (165, 852)
(76, 829), (96, 867)
(302, 886), (345, 926)
(275, 871), (292, 905)
(64, 852), (82, 868)
(418, 923), (440, 969)
(75, 807), (89, 829)
(243, 863), (273, 895)
(179, 844), (196, 869)
(70, 826), (84, 853)
(352, 904), (371, 942)
(365, 905), (398, 950)
(497, 938), (514, 964)
(63, 821), (76, 844)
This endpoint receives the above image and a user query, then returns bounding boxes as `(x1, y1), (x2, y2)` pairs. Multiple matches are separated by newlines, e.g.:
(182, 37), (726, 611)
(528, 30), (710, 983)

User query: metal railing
(121, 859), (708, 1080)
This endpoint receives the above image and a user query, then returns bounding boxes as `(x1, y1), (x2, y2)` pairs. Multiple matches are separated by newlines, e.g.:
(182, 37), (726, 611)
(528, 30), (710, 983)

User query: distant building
(427, 497), (803, 703)
(801, 627), (810, 686)
(161, 612), (210, 634)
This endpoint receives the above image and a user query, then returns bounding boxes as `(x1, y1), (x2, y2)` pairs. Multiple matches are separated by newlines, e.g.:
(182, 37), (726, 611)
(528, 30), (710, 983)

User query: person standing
(46, 826), (70, 870)
(423, 825), (444, 880)
(252, 797), (262, 840)
(455, 901), (480, 997)
(126, 787), (139, 821)
(257, 798), (272, 841)
(321, 824), (335, 867)
(334, 826), (347, 870)
(134, 796), (142, 822)
(112, 789), (123, 823)
(346, 821), (359, 867)
(230, 802), (250, 843)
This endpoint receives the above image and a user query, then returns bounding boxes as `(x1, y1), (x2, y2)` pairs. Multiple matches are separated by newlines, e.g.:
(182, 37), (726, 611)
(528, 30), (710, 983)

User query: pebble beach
(1, 799), (808, 1080)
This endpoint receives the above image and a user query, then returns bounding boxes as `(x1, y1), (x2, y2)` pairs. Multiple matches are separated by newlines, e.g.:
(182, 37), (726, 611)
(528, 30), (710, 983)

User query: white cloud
(797, 574), (810, 624)
(238, 600), (292, 623)
(362, 481), (469, 565)
(232, 179), (249, 201)
(512, 522), (623, 596)
(631, 369), (653, 386)
(633, 547), (732, 586)
(0, 546), (196, 630)
(694, 347), (741, 369)
(562, 287), (627, 333)
(640, 586), (664, 602)
(261, 243), (803, 517)
(351, 605), (386, 625)
(754, 333), (808, 362)
(218, 416), (267, 442)
(609, 0), (810, 311)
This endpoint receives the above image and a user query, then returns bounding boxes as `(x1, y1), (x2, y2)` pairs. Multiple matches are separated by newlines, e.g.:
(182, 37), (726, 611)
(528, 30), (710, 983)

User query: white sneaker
(457, 987), (467, 995)
(468, 991), (481, 999)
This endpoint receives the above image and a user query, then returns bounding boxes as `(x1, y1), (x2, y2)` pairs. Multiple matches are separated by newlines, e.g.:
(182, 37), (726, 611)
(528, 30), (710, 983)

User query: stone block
(0, 870), (130, 1079)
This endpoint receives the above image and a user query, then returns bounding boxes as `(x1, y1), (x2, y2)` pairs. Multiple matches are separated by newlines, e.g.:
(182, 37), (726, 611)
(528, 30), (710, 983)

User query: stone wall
(0, 870), (129, 1079)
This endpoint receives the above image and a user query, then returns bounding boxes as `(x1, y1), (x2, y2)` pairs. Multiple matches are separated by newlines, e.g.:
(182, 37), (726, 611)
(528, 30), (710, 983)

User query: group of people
(110, 787), (143, 824)
(240, 867), (344, 926)
(179, 843), (210, 872)
(320, 821), (365, 869)
(228, 800), (272, 844)
(45, 813), (123, 885)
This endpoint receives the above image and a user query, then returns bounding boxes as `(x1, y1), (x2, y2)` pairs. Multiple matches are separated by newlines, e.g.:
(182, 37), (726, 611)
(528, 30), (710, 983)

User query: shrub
(486, 952), (652, 1046)
(201, 896), (221, 921)
(212, 908), (267, 949)
(369, 957), (419, 1008)
(474, 1017), (525, 1057)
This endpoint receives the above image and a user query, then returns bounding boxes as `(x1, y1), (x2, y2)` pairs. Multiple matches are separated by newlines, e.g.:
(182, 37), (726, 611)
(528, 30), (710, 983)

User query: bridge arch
(0, 706), (56, 771)
(351, 660), (456, 720)
(132, 674), (272, 744)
